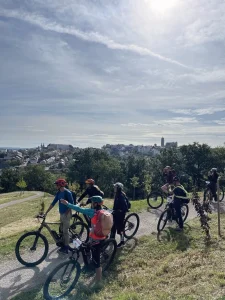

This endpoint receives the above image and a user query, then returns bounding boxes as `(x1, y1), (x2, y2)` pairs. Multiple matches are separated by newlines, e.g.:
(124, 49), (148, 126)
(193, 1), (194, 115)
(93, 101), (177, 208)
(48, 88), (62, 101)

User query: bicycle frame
(36, 217), (62, 244)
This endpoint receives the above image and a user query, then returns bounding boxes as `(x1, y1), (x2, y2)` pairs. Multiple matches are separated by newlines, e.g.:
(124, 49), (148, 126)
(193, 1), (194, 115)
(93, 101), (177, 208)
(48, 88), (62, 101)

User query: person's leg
(59, 211), (71, 253)
(211, 183), (217, 201)
(173, 200), (183, 230)
(117, 212), (126, 247)
(110, 213), (116, 239)
(91, 243), (102, 282)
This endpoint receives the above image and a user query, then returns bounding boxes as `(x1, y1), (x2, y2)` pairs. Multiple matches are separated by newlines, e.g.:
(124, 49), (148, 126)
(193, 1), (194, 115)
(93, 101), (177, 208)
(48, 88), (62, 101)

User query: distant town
(0, 138), (178, 175)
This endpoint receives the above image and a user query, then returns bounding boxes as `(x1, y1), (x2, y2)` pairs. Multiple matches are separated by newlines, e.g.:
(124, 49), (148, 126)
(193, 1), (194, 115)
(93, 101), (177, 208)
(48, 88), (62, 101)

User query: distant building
(47, 144), (73, 151)
(165, 142), (178, 148)
(161, 137), (165, 147)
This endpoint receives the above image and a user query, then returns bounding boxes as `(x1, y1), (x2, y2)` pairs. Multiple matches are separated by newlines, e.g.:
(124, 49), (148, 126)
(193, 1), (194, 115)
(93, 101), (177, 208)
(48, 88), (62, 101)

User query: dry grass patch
(0, 191), (36, 204)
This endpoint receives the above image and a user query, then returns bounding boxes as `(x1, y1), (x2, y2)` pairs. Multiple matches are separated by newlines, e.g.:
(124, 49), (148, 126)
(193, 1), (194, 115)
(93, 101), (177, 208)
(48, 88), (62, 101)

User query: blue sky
(0, 0), (225, 148)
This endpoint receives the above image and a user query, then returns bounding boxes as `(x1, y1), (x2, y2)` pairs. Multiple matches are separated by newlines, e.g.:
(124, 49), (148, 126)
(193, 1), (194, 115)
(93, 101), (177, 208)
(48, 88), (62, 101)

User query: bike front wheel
(15, 231), (49, 267)
(219, 186), (224, 202)
(157, 209), (169, 232)
(100, 238), (117, 271)
(69, 221), (89, 243)
(124, 213), (140, 239)
(181, 204), (189, 222)
(43, 260), (81, 300)
(147, 192), (164, 209)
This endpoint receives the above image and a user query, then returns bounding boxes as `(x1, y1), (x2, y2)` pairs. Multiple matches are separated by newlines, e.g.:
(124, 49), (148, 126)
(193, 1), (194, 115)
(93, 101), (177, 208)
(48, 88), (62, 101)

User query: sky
(0, 0), (225, 148)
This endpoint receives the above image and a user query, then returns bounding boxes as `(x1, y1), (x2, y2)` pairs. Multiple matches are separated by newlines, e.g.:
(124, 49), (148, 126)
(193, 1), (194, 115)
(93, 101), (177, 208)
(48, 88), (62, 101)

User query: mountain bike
(147, 184), (175, 209)
(157, 197), (189, 232)
(72, 204), (140, 239)
(43, 236), (117, 300)
(203, 181), (224, 203)
(15, 215), (89, 267)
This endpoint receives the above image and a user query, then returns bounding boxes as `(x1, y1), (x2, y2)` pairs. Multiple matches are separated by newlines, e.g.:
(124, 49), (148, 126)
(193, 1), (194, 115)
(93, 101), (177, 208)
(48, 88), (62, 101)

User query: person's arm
(60, 200), (95, 218)
(45, 195), (57, 215)
(77, 189), (88, 202)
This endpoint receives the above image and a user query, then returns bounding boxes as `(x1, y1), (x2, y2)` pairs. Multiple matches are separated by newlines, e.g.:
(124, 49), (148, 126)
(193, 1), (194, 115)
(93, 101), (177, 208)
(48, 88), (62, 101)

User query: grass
(0, 193), (147, 260)
(0, 191), (36, 205)
(10, 213), (225, 300)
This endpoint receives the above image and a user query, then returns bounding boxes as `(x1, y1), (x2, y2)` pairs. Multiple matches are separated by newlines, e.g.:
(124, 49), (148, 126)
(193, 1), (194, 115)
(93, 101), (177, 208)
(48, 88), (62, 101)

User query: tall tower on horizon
(161, 137), (165, 147)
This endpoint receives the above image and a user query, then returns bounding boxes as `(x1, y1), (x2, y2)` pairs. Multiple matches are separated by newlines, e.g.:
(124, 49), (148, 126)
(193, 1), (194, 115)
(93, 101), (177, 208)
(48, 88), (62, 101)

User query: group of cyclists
(44, 178), (129, 286)
(43, 165), (219, 286)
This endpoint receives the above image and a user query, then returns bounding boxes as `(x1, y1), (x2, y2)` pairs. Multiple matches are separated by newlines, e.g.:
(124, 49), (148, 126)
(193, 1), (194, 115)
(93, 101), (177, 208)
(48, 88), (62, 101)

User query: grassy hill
(10, 213), (225, 300)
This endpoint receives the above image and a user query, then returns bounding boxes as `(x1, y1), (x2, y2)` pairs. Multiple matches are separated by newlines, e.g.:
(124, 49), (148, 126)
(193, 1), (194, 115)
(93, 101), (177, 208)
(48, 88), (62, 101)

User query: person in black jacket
(208, 168), (219, 201)
(111, 182), (129, 248)
(77, 178), (104, 204)
(161, 166), (176, 193)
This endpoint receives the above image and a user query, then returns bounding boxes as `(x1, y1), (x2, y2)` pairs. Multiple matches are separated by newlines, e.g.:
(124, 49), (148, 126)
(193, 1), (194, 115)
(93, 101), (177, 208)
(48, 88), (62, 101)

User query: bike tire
(147, 192), (164, 209)
(71, 214), (83, 224)
(15, 231), (49, 267)
(181, 203), (189, 222)
(43, 260), (81, 300)
(69, 221), (89, 243)
(219, 186), (224, 202)
(124, 213), (140, 239)
(157, 209), (169, 232)
(100, 238), (117, 271)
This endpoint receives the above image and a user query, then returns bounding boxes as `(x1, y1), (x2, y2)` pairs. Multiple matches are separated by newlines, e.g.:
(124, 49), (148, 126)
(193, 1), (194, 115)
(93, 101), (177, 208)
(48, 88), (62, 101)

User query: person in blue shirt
(44, 178), (74, 254)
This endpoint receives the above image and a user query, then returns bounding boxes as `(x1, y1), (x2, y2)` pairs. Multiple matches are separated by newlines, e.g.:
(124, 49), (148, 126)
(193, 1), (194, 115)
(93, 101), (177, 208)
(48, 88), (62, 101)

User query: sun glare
(149, 0), (178, 13)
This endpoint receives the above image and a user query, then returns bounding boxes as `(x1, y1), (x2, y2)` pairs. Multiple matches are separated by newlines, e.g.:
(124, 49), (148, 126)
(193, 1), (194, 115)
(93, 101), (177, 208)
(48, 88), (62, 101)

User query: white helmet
(211, 168), (217, 172)
(113, 182), (124, 189)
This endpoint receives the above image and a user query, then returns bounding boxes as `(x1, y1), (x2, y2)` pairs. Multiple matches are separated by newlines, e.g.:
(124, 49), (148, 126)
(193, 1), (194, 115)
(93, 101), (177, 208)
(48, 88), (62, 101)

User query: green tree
(130, 176), (139, 200)
(0, 168), (21, 192)
(16, 177), (27, 194)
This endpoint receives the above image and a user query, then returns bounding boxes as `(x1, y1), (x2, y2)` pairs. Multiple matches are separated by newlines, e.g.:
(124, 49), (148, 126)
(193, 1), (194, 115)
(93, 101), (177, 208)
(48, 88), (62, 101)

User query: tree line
(0, 142), (225, 199)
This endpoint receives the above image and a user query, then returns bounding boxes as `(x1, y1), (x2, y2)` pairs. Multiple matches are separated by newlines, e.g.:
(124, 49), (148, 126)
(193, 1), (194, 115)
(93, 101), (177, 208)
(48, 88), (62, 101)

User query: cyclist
(207, 168), (219, 201)
(44, 179), (74, 254)
(161, 166), (176, 193)
(77, 178), (104, 205)
(171, 176), (189, 232)
(111, 182), (129, 248)
(60, 195), (110, 284)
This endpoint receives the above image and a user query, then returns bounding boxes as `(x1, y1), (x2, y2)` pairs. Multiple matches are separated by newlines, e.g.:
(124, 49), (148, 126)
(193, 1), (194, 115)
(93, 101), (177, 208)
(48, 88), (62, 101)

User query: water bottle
(73, 238), (82, 249)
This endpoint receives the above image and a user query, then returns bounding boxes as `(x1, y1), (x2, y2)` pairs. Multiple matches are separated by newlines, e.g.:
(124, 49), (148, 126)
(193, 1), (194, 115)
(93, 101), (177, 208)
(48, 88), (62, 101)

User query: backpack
(94, 210), (113, 237)
(125, 196), (131, 210)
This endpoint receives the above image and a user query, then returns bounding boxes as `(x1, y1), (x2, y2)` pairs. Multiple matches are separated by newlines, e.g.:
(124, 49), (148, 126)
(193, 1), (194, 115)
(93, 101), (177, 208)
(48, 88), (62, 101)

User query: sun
(149, 0), (178, 13)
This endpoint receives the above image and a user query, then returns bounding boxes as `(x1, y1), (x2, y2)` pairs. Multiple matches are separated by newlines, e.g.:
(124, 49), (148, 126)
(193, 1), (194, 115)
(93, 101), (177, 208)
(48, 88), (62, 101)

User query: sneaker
(58, 246), (69, 254)
(117, 241), (125, 248)
(174, 228), (183, 232)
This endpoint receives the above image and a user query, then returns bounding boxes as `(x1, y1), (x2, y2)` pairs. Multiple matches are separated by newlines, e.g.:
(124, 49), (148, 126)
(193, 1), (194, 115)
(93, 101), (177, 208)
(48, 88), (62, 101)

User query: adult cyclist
(207, 168), (219, 201)
(77, 178), (104, 205)
(60, 195), (110, 285)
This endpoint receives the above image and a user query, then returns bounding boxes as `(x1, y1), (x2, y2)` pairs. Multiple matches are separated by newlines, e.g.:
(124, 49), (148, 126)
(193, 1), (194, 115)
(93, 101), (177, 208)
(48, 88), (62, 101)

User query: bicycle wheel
(15, 231), (49, 267)
(147, 192), (164, 209)
(157, 209), (169, 232)
(219, 186), (224, 202)
(100, 238), (117, 271)
(43, 260), (81, 300)
(69, 222), (89, 243)
(71, 213), (83, 224)
(124, 213), (140, 239)
(181, 204), (189, 222)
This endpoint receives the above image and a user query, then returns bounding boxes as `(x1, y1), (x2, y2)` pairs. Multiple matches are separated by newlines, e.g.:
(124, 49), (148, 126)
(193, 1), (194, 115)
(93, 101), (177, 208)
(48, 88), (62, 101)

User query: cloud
(0, 8), (193, 69)
(170, 107), (225, 116)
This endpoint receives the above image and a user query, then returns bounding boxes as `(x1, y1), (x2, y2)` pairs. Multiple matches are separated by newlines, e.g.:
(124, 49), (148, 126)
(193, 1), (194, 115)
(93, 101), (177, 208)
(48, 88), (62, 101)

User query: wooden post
(217, 176), (221, 237)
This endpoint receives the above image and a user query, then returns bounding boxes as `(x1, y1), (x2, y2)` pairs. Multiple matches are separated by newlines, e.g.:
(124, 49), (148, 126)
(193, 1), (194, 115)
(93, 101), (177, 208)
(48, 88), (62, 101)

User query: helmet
(54, 178), (67, 187)
(163, 166), (171, 172)
(113, 182), (124, 189)
(91, 196), (103, 203)
(211, 168), (217, 172)
(85, 178), (95, 184)
(173, 176), (180, 182)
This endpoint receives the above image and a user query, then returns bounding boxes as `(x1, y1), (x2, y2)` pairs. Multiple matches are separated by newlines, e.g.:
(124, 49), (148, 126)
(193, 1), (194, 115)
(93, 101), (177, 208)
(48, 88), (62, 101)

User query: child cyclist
(60, 195), (112, 284)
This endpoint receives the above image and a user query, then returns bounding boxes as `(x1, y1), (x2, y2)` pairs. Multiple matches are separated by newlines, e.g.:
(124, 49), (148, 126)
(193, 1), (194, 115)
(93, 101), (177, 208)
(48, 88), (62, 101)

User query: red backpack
(94, 210), (113, 237)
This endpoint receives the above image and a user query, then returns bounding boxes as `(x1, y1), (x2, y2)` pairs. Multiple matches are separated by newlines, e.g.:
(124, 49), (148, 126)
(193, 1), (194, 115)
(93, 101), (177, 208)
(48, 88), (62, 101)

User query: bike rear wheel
(181, 204), (189, 222)
(124, 213), (140, 239)
(69, 222), (89, 243)
(43, 260), (81, 300)
(157, 209), (169, 232)
(147, 192), (164, 209)
(15, 231), (49, 267)
(100, 238), (117, 271)
(219, 186), (224, 202)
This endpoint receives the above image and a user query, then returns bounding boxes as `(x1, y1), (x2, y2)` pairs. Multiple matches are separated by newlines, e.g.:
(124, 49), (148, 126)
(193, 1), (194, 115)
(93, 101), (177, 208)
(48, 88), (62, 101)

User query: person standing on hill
(208, 168), (219, 201)
(77, 178), (104, 205)
(111, 182), (129, 248)
(161, 166), (176, 193)
(44, 178), (74, 254)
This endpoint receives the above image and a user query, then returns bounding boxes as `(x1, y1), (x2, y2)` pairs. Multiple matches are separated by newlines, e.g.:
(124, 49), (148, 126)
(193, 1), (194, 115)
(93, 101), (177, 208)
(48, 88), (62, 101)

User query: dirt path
(0, 202), (223, 300)
(0, 192), (44, 210)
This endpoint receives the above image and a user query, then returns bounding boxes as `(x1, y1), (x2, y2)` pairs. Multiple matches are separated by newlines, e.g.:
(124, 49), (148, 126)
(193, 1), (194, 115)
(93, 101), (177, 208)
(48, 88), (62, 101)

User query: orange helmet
(85, 178), (95, 185)
(54, 178), (67, 187)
